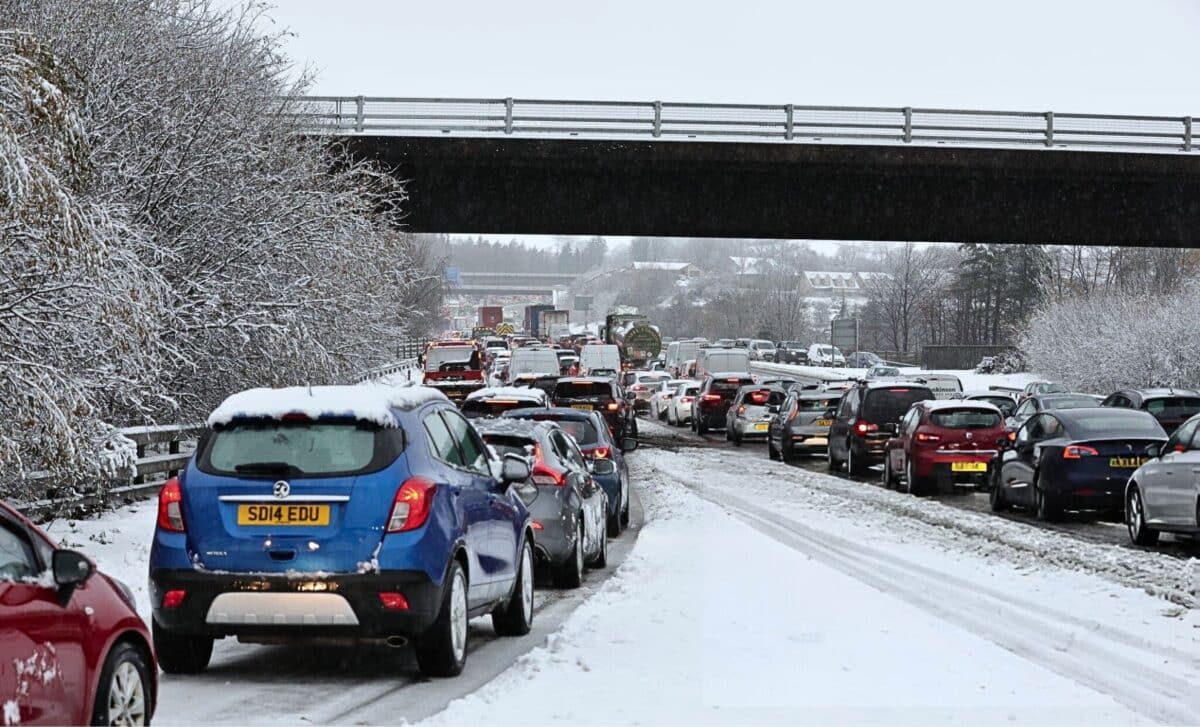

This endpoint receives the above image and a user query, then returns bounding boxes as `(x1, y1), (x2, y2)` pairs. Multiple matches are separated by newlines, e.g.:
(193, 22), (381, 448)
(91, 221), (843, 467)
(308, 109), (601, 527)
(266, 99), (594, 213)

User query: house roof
(632, 261), (696, 272)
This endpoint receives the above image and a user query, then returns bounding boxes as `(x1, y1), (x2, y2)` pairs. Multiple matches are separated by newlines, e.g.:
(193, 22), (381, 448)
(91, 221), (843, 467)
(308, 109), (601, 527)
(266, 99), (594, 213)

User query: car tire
(415, 559), (469, 677)
(667, 409), (676, 426)
(768, 437), (780, 460)
(553, 522), (585, 588)
(847, 442), (868, 476)
(92, 641), (152, 726)
(827, 442), (843, 472)
(882, 460), (895, 489)
(493, 541), (534, 637)
(630, 418), (639, 437)
(696, 419), (708, 435)
(620, 494), (630, 529)
(988, 468), (1008, 512)
(906, 459), (924, 496)
(731, 429), (742, 446)
(588, 518), (609, 568)
(153, 623), (213, 674)
(1034, 475), (1064, 523)
(1126, 485), (1160, 546)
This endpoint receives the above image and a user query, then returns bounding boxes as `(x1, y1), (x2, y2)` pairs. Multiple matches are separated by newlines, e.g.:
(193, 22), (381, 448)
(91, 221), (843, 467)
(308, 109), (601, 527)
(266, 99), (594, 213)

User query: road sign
(573, 296), (593, 311)
(496, 322), (515, 335)
(444, 266), (462, 287)
(831, 318), (858, 354)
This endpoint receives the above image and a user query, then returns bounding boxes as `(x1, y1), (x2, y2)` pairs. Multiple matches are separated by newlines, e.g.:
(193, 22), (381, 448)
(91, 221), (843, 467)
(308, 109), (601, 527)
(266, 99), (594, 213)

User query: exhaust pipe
(385, 635), (408, 648)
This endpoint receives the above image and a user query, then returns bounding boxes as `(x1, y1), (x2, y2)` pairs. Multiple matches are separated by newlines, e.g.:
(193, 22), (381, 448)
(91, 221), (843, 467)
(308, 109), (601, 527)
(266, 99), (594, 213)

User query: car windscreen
(799, 396), (841, 411)
(480, 434), (536, 459)
(554, 419), (600, 446)
(425, 346), (479, 372)
(862, 387), (934, 423)
(930, 409), (1002, 429)
(1143, 397), (1200, 419)
(554, 382), (613, 400)
(1064, 411), (1166, 439)
(780, 341), (803, 349)
(1042, 395), (1099, 410)
(200, 421), (403, 477)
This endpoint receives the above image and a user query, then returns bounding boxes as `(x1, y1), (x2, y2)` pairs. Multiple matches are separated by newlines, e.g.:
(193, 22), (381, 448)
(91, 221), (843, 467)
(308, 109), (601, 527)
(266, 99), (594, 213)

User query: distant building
(630, 261), (703, 279)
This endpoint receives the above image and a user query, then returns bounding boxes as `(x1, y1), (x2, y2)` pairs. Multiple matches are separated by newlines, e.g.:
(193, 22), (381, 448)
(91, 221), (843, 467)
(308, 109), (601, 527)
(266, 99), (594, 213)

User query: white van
(506, 348), (562, 384)
(666, 341), (703, 377)
(695, 348), (750, 379)
(579, 344), (621, 376)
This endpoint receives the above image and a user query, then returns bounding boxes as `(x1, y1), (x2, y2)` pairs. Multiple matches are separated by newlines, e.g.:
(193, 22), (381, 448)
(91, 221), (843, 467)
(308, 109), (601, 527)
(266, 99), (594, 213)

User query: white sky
(253, 0), (1200, 250)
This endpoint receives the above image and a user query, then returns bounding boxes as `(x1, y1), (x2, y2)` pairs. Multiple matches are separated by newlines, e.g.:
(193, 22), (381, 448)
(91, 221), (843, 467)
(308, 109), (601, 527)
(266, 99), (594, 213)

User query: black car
(776, 341), (808, 365)
(1100, 388), (1200, 435)
(828, 380), (936, 475)
(551, 376), (636, 439)
(691, 373), (756, 435)
(992, 408), (1166, 521)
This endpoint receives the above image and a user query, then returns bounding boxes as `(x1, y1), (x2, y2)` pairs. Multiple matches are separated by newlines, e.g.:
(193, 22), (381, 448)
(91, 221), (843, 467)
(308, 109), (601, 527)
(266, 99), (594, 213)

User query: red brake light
(532, 462), (566, 486)
(680, 396), (694, 404)
(162, 589), (187, 609)
(737, 405), (746, 416)
(854, 421), (879, 435)
(378, 592), (409, 610)
(915, 431), (941, 443)
(1063, 445), (1100, 459)
(701, 393), (722, 402)
(387, 477), (437, 532)
(157, 477), (185, 532)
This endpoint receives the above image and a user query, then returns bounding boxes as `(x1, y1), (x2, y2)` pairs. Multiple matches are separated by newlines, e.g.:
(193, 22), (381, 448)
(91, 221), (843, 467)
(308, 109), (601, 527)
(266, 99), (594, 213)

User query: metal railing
(290, 96), (1199, 153)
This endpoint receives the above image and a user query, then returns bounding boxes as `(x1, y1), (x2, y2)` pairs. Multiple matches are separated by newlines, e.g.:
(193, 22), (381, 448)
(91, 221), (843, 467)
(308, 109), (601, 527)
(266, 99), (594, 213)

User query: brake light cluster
(590, 446), (612, 459)
(701, 393), (722, 402)
(1063, 445), (1100, 459)
(529, 443), (567, 485)
(914, 431), (941, 443)
(854, 421), (879, 435)
(387, 476), (437, 532)
(606, 402), (620, 411)
(157, 477), (186, 532)
(680, 396), (694, 404)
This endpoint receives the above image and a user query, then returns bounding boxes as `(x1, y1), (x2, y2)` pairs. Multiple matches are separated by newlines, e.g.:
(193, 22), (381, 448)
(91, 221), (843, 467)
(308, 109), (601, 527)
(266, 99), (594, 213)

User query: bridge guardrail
(290, 96), (1198, 154)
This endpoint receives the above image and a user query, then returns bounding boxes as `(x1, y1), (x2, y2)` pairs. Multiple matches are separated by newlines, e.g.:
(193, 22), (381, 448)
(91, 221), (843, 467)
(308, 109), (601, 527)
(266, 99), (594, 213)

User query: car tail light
(387, 477), (437, 532)
(378, 592), (409, 610)
(915, 431), (941, 443)
(631, 384), (647, 392)
(854, 421), (879, 435)
(157, 477), (185, 532)
(680, 396), (693, 404)
(606, 402), (620, 411)
(1007, 431), (1017, 442)
(590, 447), (611, 459)
(701, 393), (722, 402)
(531, 521), (544, 530)
(736, 405), (746, 416)
(162, 589), (187, 609)
(532, 462), (566, 486)
(1063, 445), (1100, 459)
(787, 407), (799, 422)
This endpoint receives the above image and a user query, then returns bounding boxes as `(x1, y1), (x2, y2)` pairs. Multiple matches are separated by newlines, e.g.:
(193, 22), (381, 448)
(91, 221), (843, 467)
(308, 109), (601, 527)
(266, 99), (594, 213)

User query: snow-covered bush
(975, 350), (1026, 375)
(1021, 288), (1200, 393)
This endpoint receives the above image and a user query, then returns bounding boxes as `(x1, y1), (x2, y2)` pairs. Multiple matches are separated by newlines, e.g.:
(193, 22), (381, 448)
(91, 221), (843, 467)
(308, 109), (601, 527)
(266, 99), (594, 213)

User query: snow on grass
(424, 464), (1160, 726)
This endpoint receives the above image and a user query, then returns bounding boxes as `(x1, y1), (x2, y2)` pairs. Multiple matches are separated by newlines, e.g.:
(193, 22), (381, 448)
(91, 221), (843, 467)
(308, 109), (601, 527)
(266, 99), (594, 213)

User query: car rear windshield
(636, 373), (671, 384)
(743, 389), (785, 406)
(1043, 395), (1099, 410)
(481, 434), (536, 459)
(516, 415), (601, 446)
(461, 400), (535, 418)
(799, 397), (841, 411)
(1143, 397), (1200, 419)
(711, 378), (754, 395)
(930, 409), (1002, 429)
(862, 387), (934, 423)
(200, 421), (404, 477)
(554, 382), (613, 400)
(1067, 411), (1166, 438)
(425, 346), (479, 372)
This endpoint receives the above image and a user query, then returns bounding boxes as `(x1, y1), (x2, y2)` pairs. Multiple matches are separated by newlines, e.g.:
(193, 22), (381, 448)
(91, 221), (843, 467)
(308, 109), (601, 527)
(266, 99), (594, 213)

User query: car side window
(1025, 415), (1049, 442)
(903, 409), (920, 436)
(1041, 416), (1064, 440)
(0, 520), (38, 582)
(1015, 399), (1035, 419)
(441, 410), (490, 476)
(423, 411), (464, 466)
(556, 432), (588, 471)
(838, 389), (858, 420)
(1167, 420), (1198, 452)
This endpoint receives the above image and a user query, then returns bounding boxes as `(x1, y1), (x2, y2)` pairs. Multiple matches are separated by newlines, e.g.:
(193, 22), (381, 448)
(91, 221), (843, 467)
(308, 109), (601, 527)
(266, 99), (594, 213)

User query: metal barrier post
(355, 95), (365, 132)
(785, 104), (794, 140)
(653, 101), (662, 138)
(1044, 111), (1054, 147)
(505, 98), (514, 134)
(903, 107), (913, 143)
(1185, 116), (1193, 151)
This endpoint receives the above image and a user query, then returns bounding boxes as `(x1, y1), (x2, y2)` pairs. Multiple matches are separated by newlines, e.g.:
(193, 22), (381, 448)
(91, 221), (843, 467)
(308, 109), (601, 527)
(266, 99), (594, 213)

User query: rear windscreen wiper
(234, 461), (302, 478)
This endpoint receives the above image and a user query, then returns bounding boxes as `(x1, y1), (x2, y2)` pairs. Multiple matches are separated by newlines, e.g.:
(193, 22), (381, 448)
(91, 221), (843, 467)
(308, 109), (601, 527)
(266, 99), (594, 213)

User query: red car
(0, 502), (156, 725)
(882, 400), (1007, 495)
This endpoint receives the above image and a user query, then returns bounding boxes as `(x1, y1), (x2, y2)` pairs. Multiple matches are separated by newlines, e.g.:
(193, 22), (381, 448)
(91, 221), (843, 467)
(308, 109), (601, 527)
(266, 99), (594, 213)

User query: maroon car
(882, 399), (1008, 495)
(0, 502), (156, 725)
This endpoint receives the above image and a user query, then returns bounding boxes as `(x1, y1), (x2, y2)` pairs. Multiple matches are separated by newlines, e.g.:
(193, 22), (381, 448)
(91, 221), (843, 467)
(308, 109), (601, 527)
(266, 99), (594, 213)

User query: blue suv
(149, 385), (535, 678)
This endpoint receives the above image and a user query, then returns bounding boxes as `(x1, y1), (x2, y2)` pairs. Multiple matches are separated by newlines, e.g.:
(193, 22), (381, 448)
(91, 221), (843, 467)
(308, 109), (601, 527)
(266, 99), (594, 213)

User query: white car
(807, 344), (846, 366)
(650, 379), (692, 420)
(666, 382), (701, 426)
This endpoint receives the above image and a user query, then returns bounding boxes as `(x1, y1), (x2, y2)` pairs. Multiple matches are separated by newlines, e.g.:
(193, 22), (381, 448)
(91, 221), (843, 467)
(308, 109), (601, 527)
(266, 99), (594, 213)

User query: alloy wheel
(449, 570), (467, 662)
(520, 544), (534, 627)
(108, 660), (147, 726)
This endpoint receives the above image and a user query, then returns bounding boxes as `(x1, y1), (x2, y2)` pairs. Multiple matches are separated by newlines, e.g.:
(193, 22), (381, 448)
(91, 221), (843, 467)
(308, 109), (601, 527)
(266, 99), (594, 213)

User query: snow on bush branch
(1021, 288), (1200, 393)
(0, 2), (442, 508)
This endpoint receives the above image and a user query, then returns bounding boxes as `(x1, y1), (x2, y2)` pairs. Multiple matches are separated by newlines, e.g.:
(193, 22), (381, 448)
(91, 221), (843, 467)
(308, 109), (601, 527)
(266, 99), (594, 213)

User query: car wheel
(668, 408), (676, 426)
(588, 518), (609, 568)
(153, 622), (213, 674)
(768, 437), (780, 461)
(553, 521), (585, 589)
(731, 429), (742, 446)
(848, 442), (868, 476)
(1034, 475), (1063, 523)
(988, 468), (1008, 512)
(882, 459), (895, 489)
(92, 641), (152, 726)
(906, 459), (923, 496)
(620, 494), (630, 529)
(493, 540), (534, 636)
(696, 418), (707, 435)
(415, 559), (469, 676)
(1126, 485), (1160, 546)
(827, 442), (843, 471)
(630, 418), (639, 437)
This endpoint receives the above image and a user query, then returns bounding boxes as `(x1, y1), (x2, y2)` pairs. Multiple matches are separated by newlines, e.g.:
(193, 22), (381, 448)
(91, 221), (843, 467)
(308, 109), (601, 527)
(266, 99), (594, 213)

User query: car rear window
(553, 419), (600, 446)
(425, 346), (479, 372)
(1067, 411), (1166, 438)
(743, 389), (785, 406)
(862, 387), (934, 423)
(799, 397), (841, 411)
(201, 421), (404, 477)
(461, 400), (537, 418)
(1043, 395), (1099, 410)
(930, 409), (1002, 429)
(554, 382), (613, 399)
(481, 434), (536, 459)
(711, 378), (754, 395)
(1143, 397), (1200, 418)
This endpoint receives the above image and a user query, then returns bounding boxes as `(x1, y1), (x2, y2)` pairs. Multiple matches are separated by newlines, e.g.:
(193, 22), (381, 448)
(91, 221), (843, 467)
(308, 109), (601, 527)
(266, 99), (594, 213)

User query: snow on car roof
(465, 386), (549, 403)
(207, 384), (448, 428)
(473, 417), (556, 439)
(919, 399), (1001, 413)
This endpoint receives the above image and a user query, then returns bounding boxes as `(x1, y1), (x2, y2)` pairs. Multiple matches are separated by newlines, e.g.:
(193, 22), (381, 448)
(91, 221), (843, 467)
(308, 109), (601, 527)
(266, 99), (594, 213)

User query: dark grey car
(768, 390), (843, 462)
(476, 418), (609, 588)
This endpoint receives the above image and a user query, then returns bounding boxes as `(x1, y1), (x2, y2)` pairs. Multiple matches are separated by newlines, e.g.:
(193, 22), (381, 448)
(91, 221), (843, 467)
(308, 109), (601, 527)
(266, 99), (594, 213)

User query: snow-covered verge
(426, 456), (1197, 725)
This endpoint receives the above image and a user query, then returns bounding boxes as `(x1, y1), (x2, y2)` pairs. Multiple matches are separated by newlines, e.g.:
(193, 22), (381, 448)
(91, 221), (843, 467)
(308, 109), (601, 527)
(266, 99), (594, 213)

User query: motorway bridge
(455, 271), (580, 296)
(300, 97), (1200, 246)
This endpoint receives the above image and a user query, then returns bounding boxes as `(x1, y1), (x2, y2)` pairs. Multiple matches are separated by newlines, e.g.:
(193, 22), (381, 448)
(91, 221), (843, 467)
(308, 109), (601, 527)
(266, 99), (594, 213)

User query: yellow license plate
(1109, 456), (1147, 469)
(754, 423), (769, 432)
(237, 504), (330, 526)
(814, 419), (832, 427)
(571, 404), (593, 410)
(951, 462), (987, 473)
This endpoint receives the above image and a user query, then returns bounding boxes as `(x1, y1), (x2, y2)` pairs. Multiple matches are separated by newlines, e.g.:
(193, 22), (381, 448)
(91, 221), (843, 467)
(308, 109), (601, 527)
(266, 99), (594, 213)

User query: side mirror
(52, 549), (94, 605)
(621, 437), (639, 452)
(500, 454), (531, 484)
(1144, 442), (1163, 458)
(590, 459), (617, 476)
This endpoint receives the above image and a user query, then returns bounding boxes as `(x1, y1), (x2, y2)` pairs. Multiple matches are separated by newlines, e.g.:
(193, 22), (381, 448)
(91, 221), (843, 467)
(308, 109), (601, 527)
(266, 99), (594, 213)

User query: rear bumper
(149, 568), (443, 638)
(786, 433), (829, 451)
(1043, 470), (1130, 509)
(733, 420), (771, 439)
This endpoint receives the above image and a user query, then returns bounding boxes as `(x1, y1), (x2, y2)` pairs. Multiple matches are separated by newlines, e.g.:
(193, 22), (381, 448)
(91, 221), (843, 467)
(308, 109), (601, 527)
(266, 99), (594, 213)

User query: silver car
(1125, 412), (1200, 546)
(725, 384), (787, 445)
(767, 389), (843, 461)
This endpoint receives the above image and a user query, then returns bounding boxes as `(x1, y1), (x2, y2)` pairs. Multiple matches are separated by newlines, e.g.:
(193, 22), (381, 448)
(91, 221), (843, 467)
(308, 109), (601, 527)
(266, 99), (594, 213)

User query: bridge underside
(343, 136), (1200, 246)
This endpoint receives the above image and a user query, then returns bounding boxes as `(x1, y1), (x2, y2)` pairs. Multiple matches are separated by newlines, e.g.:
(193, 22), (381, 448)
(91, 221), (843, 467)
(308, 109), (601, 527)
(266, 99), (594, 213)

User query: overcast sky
(262, 0), (1198, 115)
